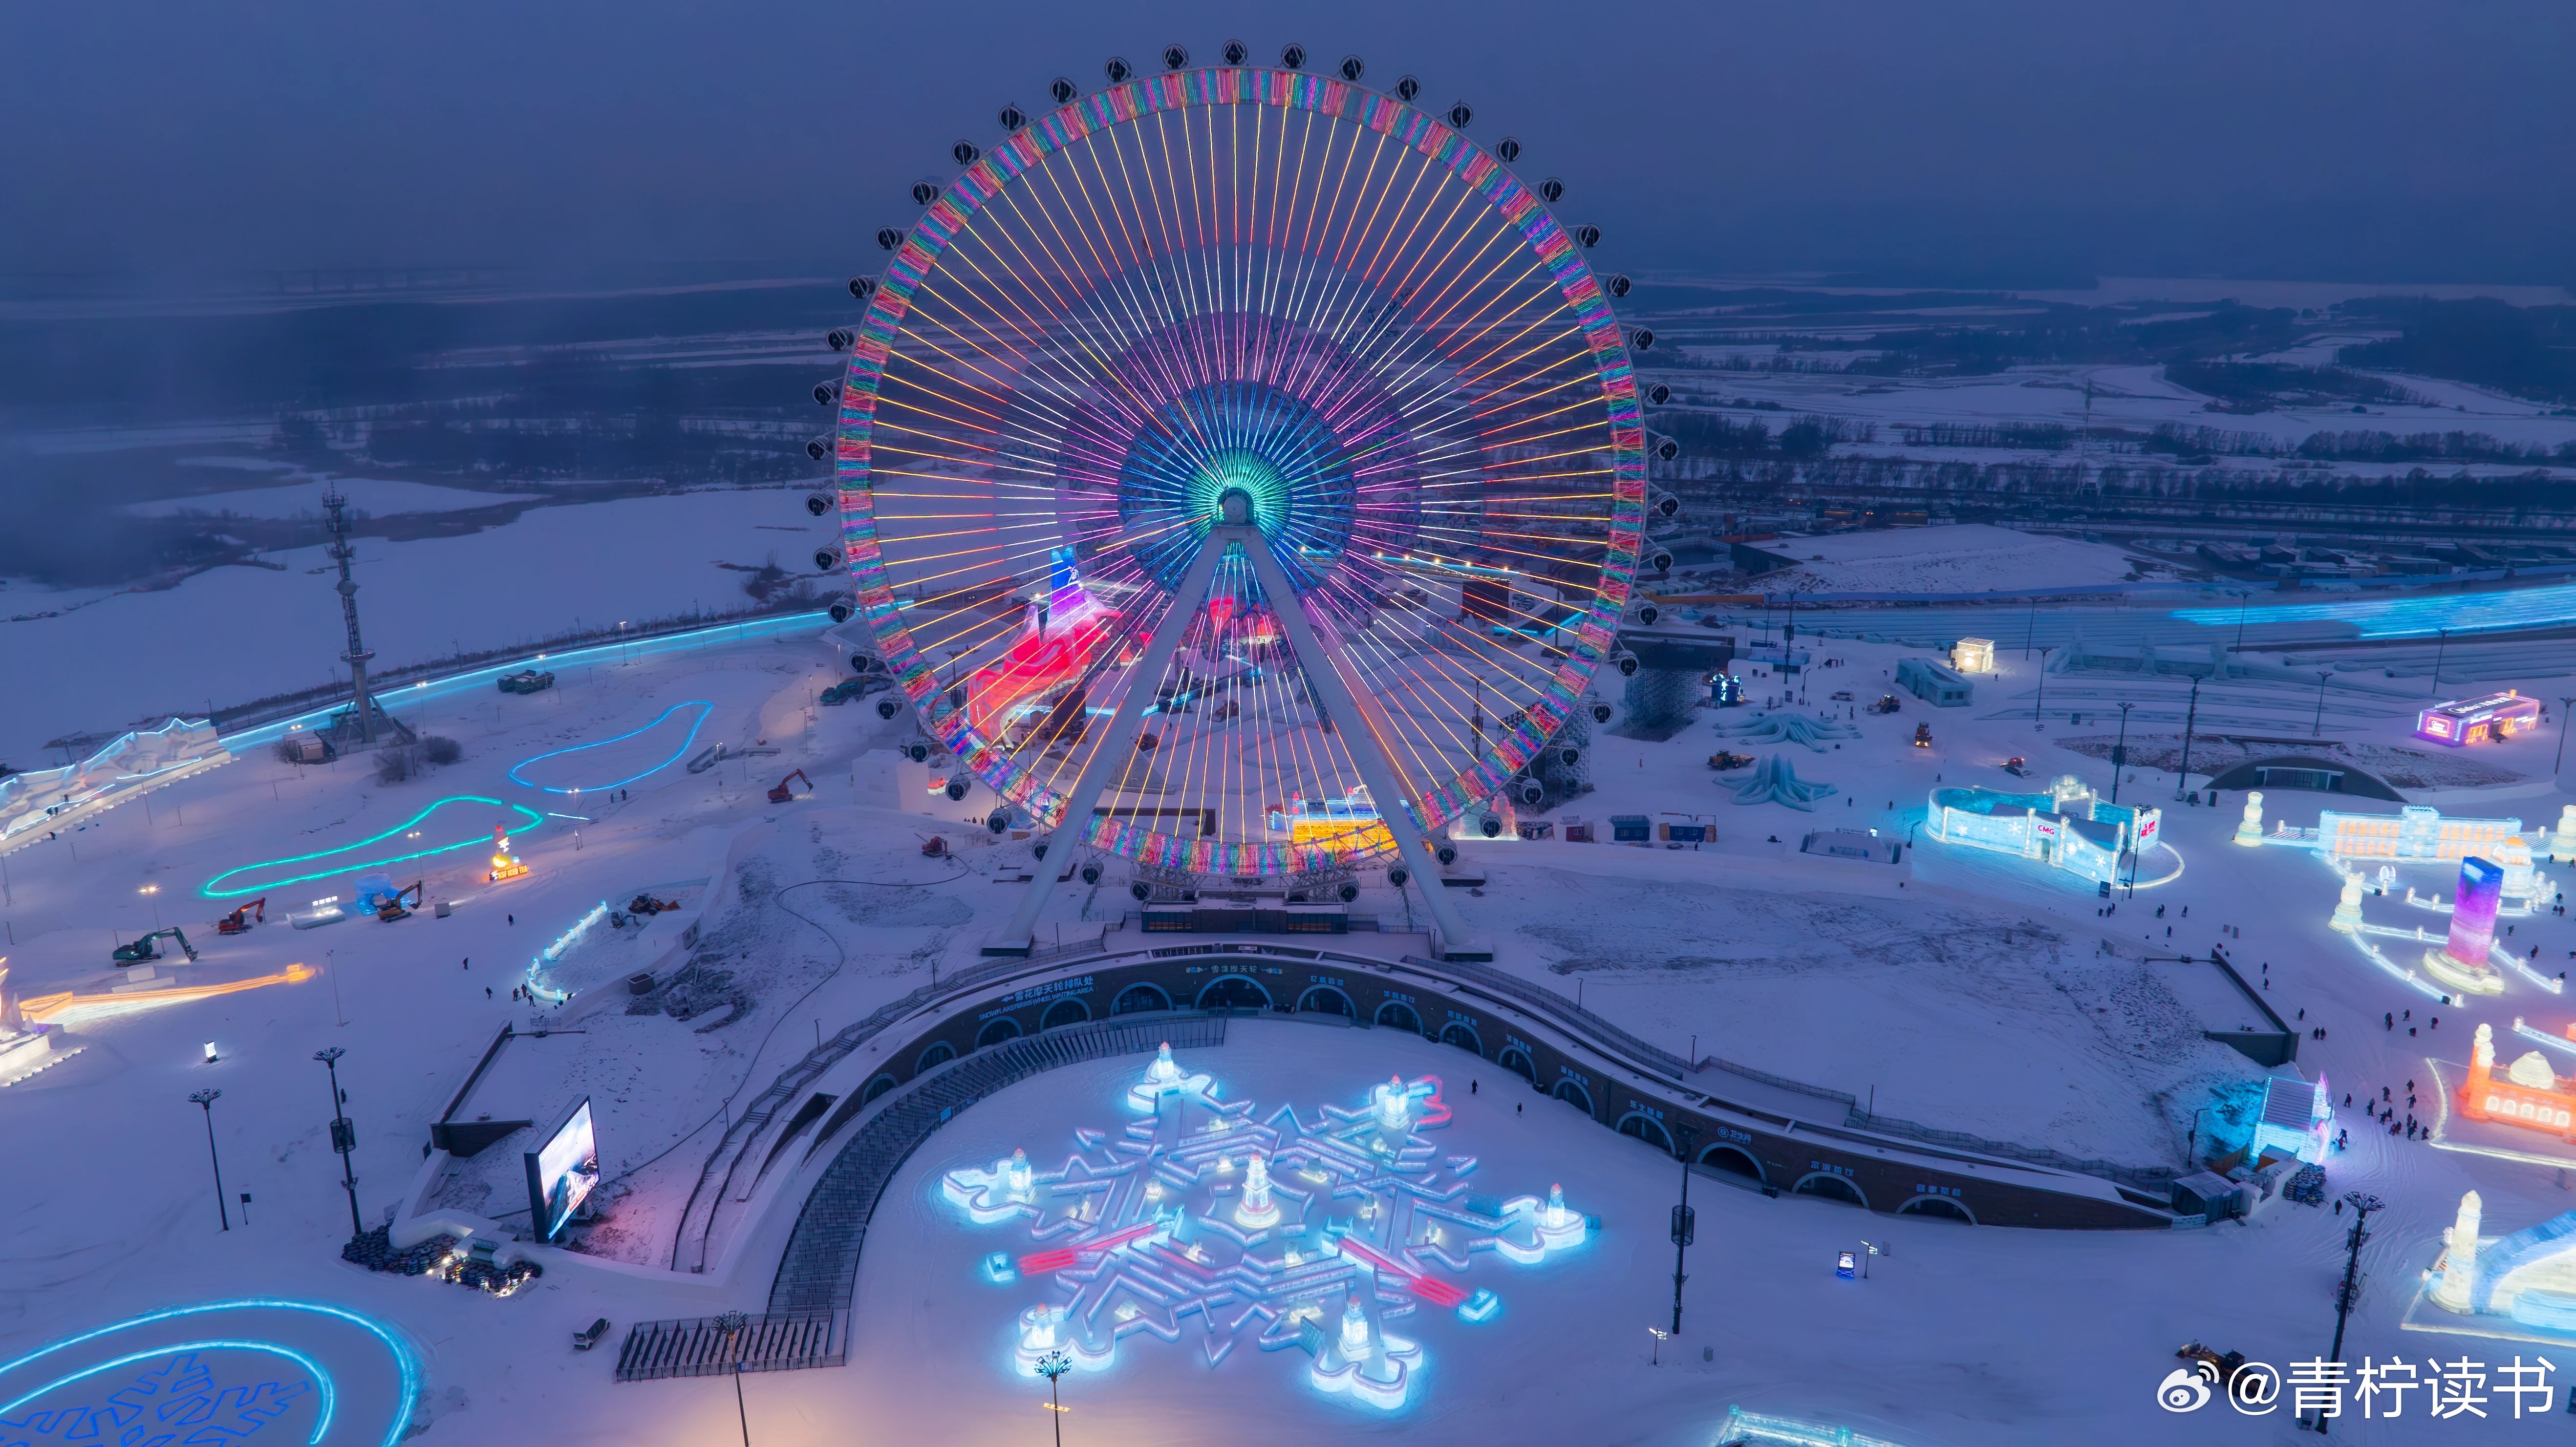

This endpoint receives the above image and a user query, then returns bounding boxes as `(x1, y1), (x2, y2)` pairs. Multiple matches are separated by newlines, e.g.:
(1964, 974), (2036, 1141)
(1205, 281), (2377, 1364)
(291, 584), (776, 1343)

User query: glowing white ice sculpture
(943, 1147), (1049, 1224)
(1376, 1074), (1412, 1128)
(1127, 1041), (1211, 1111)
(1234, 1152), (1281, 1229)
(1310, 1290), (1417, 1409)
(1015, 1301), (1112, 1374)
(2234, 790), (2265, 847)
(2331, 875), (2364, 933)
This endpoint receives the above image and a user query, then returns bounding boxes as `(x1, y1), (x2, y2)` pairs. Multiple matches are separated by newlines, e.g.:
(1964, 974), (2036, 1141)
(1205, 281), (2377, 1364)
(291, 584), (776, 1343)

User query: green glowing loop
(199, 795), (547, 899)
(1192, 450), (1288, 536)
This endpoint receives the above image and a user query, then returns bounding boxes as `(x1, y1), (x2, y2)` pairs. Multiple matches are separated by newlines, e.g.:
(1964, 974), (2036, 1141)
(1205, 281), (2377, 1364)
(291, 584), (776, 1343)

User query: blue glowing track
(0, 1298), (419, 1447)
(200, 796), (545, 899)
(506, 701), (713, 794)
(2173, 579), (2576, 639)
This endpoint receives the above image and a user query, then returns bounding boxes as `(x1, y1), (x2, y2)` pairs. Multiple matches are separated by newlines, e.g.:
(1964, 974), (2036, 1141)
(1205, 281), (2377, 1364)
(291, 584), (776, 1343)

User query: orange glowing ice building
(2461, 1022), (2576, 1140)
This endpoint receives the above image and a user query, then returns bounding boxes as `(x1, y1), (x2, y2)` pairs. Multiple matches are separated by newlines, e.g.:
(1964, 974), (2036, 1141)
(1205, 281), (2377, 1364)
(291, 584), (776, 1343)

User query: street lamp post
(189, 1088), (230, 1232)
(2032, 647), (2054, 730)
(2312, 671), (2333, 738)
(315, 1047), (363, 1240)
(716, 1311), (751, 1447)
(2173, 675), (2204, 802)
(2430, 628), (2449, 697)
(2314, 1192), (2385, 1428)
(2556, 697), (2576, 779)
(1036, 1348), (1073, 1447)
(2109, 702), (2135, 806)
(1669, 1137), (1696, 1337)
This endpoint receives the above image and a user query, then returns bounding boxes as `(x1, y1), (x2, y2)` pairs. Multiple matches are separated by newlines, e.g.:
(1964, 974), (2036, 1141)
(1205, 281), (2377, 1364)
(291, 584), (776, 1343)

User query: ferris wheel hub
(1217, 486), (1254, 527)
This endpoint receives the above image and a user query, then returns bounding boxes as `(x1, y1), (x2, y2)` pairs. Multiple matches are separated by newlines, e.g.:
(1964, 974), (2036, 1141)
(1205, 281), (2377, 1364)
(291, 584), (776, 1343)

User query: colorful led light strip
(0, 1340), (335, 1443)
(0, 1298), (418, 1447)
(199, 796), (546, 899)
(505, 701), (713, 794)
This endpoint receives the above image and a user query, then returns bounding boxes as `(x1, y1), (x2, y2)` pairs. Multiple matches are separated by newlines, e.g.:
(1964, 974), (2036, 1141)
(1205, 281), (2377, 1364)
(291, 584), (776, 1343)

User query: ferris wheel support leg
(1229, 527), (1487, 962)
(984, 532), (1233, 956)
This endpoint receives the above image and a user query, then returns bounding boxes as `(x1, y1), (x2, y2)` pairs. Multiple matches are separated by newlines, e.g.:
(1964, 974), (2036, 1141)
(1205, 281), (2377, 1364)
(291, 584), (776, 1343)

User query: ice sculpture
(2330, 875), (2364, 932)
(1713, 711), (1861, 751)
(1127, 1041), (1211, 1110)
(939, 1069), (1579, 1412)
(2426, 857), (2506, 994)
(2234, 790), (2265, 847)
(1723, 754), (1840, 810)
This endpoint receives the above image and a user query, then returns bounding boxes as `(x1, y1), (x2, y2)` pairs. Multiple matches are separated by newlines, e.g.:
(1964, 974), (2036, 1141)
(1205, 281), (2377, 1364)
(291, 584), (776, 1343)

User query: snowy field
(0, 616), (2573, 1445)
(0, 486), (826, 757)
(121, 473), (541, 519)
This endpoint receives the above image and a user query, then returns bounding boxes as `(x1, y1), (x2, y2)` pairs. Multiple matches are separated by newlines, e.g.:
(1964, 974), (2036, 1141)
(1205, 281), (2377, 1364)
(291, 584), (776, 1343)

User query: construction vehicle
(112, 928), (198, 965)
(767, 768), (812, 804)
(819, 676), (889, 706)
(216, 897), (267, 935)
(920, 835), (949, 858)
(1913, 723), (1933, 748)
(1707, 750), (1755, 771)
(2001, 756), (2028, 777)
(498, 669), (557, 695)
(372, 880), (424, 922)
(626, 893), (679, 915)
(2174, 1341), (2251, 1390)
(1868, 694), (1903, 715)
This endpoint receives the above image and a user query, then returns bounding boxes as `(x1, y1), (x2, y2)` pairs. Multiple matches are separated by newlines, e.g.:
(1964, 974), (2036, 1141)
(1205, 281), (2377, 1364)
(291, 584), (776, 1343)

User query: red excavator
(767, 769), (812, 804)
(374, 880), (424, 922)
(216, 896), (267, 935)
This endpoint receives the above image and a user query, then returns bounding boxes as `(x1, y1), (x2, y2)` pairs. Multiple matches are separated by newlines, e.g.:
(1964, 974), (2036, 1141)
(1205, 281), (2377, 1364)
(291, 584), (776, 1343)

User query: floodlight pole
(716, 1311), (751, 1447)
(2555, 696), (2575, 778)
(316, 1046), (363, 1239)
(2313, 1190), (2384, 1428)
(1669, 1134), (1695, 1336)
(2172, 675), (2203, 802)
(2109, 702), (2135, 806)
(992, 495), (1477, 958)
(189, 1089), (230, 1231)
(2313, 671), (2333, 738)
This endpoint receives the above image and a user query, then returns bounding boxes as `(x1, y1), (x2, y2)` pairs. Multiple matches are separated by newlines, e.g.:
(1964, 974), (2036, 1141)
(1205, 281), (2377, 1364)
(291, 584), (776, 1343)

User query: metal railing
(615, 1311), (842, 1383)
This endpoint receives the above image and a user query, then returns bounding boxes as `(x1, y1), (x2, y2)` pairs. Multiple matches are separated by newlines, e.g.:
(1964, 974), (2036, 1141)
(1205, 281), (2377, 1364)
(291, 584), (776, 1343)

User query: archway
(1498, 1048), (1536, 1085)
(1697, 1144), (1763, 1183)
(1296, 985), (1355, 1017)
(861, 1073), (898, 1105)
(976, 1016), (1023, 1049)
(1792, 1172), (1868, 1209)
(1551, 1078), (1593, 1116)
(1039, 997), (1090, 1031)
(915, 1040), (956, 1075)
(1900, 1195), (1975, 1224)
(1439, 1021), (1482, 1056)
(1112, 983), (1172, 1015)
(1376, 1001), (1422, 1033)
(1196, 975), (1272, 1012)
(1616, 1112), (1674, 1153)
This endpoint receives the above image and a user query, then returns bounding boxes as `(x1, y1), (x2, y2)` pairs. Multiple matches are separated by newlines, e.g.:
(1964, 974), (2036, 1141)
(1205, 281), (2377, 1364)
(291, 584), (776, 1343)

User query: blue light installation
(939, 1057), (1590, 1413)
(505, 701), (713, 794)
(0, 1298), (419, 1447)
(2172, 579), (2576, 640)
(200, 798), (547, 899)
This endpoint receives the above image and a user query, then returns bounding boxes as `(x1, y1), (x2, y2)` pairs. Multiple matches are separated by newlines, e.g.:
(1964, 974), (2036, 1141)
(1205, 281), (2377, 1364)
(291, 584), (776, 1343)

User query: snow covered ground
(1733, 524), (2155, 596)
(0, 487), (828, 758)
(121, 475), (540, 520)
(2, 617), (2574, 1446)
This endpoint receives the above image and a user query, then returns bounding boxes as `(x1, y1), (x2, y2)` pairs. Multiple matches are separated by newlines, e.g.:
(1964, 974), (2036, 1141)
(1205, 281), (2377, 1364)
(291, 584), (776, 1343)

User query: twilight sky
(5, 0), (2569, 288)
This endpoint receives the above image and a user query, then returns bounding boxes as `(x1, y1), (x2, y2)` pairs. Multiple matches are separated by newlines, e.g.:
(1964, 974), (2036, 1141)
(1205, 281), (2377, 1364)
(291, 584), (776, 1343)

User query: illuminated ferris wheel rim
(832, 62), (1649, 869)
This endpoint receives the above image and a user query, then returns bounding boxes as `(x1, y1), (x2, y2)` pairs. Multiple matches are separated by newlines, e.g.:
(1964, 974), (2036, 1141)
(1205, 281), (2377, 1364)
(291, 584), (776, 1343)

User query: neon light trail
(506, 701), (714, 794)
(200, 797), (546, 899)
(2172, 578), (2576, 639)
(940, 1050), (1588, 1412)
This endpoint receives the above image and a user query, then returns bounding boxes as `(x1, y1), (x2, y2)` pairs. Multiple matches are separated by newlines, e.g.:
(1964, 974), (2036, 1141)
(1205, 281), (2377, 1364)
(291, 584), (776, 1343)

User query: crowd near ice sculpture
(0, 718), (229, 851)
(1712, 711), (1861, 752)
(2426, 1186), (2576, 1337)
(1923, 777), (2165, 886)
(940, 1047), (1590, 1412)
(1723, 754), (1840, 810)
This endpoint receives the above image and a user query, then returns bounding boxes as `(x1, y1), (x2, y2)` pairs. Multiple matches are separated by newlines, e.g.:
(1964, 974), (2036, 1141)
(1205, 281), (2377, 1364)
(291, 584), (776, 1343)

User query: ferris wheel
(821, 43), (1654, 953)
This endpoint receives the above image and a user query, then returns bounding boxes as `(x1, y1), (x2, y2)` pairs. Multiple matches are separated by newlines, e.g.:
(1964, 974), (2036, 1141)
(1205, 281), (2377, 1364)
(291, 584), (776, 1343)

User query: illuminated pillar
(2446, 857), (2504, 969)
(2464, 1023), (2497, 1121)
(1005, 1148), (1034, 1199)
(1338, 1293), (1374, 1361)
(2550, 805), (2576, 865)
(1545, 1183), (1569, 1231)
(2330, 875), (2364, 933)
(2500, 834), (2536, 899)
(2233, 790), (2265, 847)
(1148, 1042), (1181, 1088)
(2433, 1190), (2482, 1313)
(1235, 1153), (1279, 1228)
(1378, 1075), (1411, 1128)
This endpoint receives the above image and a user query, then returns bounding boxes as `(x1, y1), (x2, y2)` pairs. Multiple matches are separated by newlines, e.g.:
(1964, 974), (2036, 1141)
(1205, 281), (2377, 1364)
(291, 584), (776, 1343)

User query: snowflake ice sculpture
(938, 1047), (1590, 1411)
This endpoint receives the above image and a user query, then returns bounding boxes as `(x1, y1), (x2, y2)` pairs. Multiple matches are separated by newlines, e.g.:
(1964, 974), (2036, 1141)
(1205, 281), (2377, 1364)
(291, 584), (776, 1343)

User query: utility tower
(321, 483), (411, 748)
